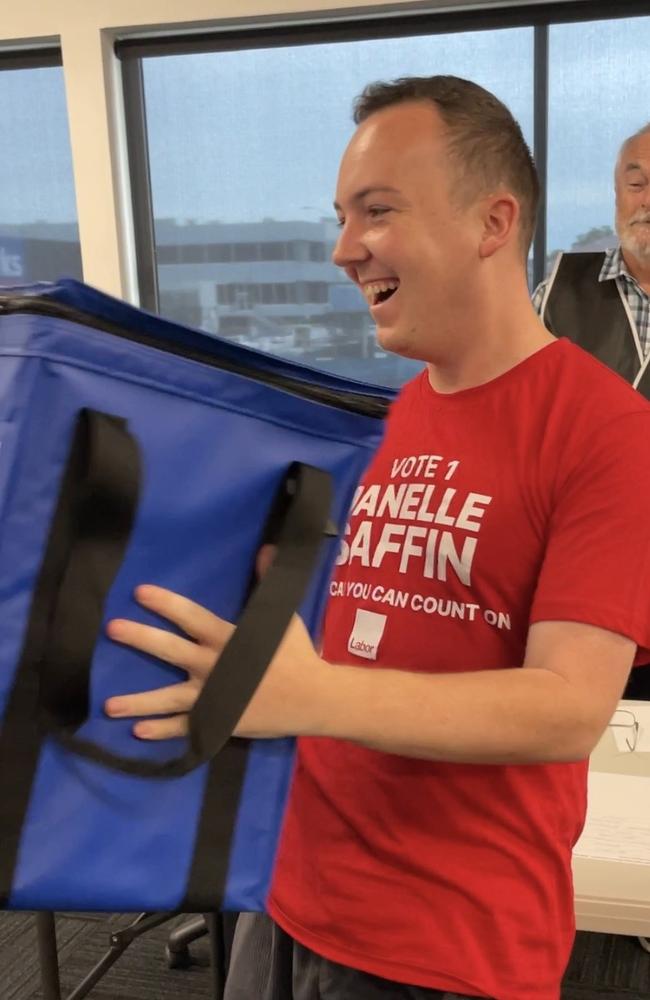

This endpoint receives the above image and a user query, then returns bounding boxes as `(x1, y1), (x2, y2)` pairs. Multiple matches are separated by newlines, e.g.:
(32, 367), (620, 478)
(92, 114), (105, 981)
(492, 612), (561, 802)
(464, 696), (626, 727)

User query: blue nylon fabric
(0, 280), (394, 912)
(19, 277), (387, 399)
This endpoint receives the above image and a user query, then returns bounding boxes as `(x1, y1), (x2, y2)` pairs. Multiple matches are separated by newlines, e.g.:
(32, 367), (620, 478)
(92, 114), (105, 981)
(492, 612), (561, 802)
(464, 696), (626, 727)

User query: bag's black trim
(0, 296), (389, 419)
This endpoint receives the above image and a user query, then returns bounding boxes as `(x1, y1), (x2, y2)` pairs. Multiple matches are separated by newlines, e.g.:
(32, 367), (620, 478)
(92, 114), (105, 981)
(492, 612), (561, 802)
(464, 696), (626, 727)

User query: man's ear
(478, 193), (520, 259)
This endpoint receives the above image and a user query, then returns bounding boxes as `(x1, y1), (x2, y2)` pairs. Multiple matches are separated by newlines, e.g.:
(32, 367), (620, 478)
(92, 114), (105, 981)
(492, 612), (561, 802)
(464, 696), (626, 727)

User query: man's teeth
(364, 280), (399, 304)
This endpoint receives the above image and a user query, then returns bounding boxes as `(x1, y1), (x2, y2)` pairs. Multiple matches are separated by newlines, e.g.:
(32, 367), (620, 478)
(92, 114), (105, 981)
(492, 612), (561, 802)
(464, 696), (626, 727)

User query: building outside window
(139, 27), (533, 385)
(545, 14), (650, 273)
(122, 7), (650, 383)
(0, 59), (81, 286)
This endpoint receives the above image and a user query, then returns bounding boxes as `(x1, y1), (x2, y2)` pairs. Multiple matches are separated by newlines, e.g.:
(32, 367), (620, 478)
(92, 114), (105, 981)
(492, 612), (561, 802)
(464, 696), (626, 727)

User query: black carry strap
(34, 413), (333, 777)
(38, 409), (141, 730)
(0, 408), (139, 904)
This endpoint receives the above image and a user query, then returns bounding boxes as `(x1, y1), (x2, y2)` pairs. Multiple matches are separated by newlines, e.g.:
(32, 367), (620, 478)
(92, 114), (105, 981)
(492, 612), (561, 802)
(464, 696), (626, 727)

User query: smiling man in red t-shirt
(106, 77), (650, 1000)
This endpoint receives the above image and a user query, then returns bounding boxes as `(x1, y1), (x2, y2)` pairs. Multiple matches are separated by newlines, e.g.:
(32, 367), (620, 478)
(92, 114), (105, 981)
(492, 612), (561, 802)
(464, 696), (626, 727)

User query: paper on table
(573, 772), (650, 865)
(608, 703), (650, 753)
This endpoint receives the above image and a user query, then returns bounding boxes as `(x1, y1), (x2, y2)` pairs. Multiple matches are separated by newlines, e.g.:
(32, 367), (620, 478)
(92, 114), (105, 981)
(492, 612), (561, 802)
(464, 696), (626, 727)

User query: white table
(573, 700), (650, 937)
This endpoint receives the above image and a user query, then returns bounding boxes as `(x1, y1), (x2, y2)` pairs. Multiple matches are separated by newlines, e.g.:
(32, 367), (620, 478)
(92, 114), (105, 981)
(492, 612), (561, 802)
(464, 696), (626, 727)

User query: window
(159, 288), (202, 327)
(180, 244), (207, 264)
(135, 26), (533, 385)
(304, 282), (329, 304)
(309, 242), (327, 262)
(233, 242), (261, 262)
(121, 4), (650, 380)
(546, 14), (650, 270)
(207, 243), (233, 263)
(157, 244), (180, 265)
(260, 242), (289, 261)
(0, 59), (81, 285)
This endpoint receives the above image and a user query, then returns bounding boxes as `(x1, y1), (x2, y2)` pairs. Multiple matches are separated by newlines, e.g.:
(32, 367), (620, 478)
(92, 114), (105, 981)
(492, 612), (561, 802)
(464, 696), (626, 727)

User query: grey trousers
(223, 913), (486, 1000)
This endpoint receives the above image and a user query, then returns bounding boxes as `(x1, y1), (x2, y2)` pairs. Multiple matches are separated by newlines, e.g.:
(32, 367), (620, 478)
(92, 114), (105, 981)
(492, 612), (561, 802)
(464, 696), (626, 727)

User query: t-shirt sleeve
(530, 409), (650, 662)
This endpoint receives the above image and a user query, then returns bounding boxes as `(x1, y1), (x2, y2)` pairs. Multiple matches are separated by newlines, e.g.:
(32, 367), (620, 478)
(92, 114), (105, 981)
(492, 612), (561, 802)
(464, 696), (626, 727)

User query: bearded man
(533, 123), (650, 394)
(534, 124), (650, 701)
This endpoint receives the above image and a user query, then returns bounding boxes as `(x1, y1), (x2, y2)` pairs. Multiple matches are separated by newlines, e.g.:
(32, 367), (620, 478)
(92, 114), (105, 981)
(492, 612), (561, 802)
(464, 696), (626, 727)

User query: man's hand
(104, 583), (325, 740)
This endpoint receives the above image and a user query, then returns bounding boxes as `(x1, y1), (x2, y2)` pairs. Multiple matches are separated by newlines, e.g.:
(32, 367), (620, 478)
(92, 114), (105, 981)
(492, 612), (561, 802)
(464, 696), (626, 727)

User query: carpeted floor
(0, 913), (214, 1000)
(0, 913), (648, 999)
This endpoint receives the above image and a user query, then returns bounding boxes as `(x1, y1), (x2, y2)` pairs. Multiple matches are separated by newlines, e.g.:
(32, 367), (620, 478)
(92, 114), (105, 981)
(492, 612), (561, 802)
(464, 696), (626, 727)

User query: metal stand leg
(65, 913), (175, 1000)
(35, 909), (235, 1000)
(36, 912), (62, 1000)
(205, 913), (226, 1000)
(36, 911), (178, 1000)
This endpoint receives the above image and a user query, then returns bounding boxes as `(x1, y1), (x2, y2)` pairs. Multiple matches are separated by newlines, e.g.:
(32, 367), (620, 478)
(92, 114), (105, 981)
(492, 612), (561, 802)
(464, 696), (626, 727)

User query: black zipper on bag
(0, 296), (391, 419)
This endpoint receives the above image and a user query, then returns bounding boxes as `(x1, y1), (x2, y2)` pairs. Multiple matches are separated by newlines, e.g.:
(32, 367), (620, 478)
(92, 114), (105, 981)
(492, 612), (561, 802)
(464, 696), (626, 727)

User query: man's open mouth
(363, 280), (400, 307)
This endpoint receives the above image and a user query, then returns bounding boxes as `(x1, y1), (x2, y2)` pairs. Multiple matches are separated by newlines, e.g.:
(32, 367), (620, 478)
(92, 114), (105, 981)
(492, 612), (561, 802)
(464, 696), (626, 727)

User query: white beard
(619, 224), (650, 262)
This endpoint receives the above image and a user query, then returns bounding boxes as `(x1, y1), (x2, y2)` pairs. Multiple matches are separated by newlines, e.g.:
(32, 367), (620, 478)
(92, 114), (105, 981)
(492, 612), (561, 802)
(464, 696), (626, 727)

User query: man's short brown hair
(353, 75), (540, 258)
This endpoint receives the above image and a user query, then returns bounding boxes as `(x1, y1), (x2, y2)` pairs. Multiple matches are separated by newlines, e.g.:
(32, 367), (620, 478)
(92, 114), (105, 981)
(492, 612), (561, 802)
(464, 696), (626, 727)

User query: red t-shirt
(268, 339), (650, 1000)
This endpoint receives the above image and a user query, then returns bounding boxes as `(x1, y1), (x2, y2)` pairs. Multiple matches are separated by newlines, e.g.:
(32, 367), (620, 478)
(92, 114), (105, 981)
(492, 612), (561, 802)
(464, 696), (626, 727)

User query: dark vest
(541, 251), (650, 399)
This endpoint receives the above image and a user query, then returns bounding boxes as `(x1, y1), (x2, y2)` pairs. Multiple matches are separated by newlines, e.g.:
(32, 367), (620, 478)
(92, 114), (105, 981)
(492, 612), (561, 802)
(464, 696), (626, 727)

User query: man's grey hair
(617, 122), (650, 168)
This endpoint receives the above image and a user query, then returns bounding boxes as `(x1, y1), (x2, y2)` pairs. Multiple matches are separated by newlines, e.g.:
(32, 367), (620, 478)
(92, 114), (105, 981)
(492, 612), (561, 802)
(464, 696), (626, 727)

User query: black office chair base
(166, 913), (209, 968)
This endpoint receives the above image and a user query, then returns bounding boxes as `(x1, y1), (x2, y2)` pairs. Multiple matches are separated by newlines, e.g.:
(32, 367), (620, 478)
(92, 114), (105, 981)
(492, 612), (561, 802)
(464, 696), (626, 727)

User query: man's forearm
(305, 661), (595, 764)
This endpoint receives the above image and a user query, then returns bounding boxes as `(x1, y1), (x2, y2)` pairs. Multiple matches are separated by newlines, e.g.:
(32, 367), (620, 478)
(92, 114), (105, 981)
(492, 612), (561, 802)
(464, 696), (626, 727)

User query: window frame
(0, 48), (61, 72)
(116, 0), (650, 311)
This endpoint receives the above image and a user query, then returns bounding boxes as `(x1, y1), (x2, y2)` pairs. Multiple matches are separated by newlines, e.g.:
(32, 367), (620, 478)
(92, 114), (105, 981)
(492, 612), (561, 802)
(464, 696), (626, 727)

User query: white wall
(0, 0), (575, 301)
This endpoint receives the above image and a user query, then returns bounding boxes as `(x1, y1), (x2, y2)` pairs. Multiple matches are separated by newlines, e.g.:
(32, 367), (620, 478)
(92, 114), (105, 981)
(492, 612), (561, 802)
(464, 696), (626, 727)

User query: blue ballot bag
(0, 279), (393, 913)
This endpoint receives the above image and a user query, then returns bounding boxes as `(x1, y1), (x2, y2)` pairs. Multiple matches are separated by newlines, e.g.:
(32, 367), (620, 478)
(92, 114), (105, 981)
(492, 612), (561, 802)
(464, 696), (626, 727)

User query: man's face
(332, 101), (483, 362)
(615, 133), (650, 263)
